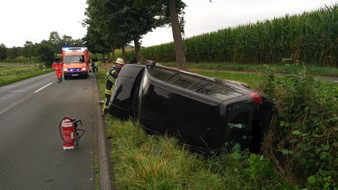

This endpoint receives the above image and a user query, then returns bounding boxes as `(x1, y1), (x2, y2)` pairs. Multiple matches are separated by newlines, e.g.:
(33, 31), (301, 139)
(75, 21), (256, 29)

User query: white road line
(34, 83), (53, 93)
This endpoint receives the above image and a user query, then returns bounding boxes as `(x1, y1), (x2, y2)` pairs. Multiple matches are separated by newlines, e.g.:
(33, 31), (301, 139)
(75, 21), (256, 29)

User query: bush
(259, 65), (338, 189)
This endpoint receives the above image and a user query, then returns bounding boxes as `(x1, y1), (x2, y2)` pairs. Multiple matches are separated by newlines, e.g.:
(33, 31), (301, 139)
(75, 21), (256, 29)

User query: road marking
(1, 83), (53, 115)
(34, 83), (53, 93)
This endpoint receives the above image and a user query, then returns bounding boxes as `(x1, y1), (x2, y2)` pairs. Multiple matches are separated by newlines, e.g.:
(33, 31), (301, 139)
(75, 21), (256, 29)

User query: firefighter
(102, 57), (125, 116)
(52, 59), (63, 83)
(91, 58), (99, 73)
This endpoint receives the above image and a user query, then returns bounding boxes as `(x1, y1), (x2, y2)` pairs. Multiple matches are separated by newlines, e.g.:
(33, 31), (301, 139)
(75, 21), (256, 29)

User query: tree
(84, 0), (121, 61)
(107, 0), (186, 64)
(36, 41), (55, 66)
(83, 25), (111, 63)
(84, 0), (184, 62)
(0, 43), (7, 61)
(84, 0), (187, 67)
(48, 31), (61, 56)
(6, 47), (22, 60)
(23, 41), (35, 63)
(169, 0), (187, 70)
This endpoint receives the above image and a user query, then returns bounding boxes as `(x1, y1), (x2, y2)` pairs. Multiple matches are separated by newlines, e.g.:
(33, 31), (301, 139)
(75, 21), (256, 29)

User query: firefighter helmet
(115, 57), (125, 65)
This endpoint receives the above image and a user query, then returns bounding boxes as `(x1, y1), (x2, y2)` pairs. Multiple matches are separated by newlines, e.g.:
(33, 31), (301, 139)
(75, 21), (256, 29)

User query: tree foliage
(35, 41), (55, 66)
(1, 30), (85, 63)
(23, 41), (35, 63)
(84, 0), (186, 65)
(2, 0), (188, 67)
(0, 43), (7, 61)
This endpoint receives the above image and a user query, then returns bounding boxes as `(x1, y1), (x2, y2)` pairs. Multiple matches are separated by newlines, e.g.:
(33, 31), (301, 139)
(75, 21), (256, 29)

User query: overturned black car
(108, 61), (273, 153)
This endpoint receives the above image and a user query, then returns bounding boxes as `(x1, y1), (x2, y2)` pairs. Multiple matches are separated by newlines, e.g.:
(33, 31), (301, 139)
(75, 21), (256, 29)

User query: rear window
(148, 67), (175, 81)
(148, 67), (206, 89)
(225, 102), (253, 149)
(196, 84), (242, 100)
(170, 74), (203, 89)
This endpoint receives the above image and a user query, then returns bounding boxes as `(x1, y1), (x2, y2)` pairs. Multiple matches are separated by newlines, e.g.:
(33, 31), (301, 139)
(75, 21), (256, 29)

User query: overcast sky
(0, 0), (336, 48)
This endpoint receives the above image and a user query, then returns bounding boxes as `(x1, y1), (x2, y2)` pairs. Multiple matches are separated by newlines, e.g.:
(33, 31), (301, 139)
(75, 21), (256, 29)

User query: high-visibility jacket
(53, 62), (63, 78)
(106, 66), (120, 83)
(103, 66), (121, 111)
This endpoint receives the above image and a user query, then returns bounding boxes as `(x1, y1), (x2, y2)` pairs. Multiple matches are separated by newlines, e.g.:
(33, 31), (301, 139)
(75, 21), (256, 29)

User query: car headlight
(63, 68), (68, 71)
(82, 67), (87, 71)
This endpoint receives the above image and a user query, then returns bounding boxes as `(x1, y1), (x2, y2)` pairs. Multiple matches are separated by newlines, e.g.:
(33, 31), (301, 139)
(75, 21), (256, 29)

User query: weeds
(258, 65), (338, 189)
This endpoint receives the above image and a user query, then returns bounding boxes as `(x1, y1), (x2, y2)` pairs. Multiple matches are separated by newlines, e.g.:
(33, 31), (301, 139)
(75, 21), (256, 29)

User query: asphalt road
(0, 72), (105, 189)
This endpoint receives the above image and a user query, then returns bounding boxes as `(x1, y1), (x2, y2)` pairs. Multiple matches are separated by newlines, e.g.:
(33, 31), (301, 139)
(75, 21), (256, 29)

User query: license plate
(72, 74), (79, 76)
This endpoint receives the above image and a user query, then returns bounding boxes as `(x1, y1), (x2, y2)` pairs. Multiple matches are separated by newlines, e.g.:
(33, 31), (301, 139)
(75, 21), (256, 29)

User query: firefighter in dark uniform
(102, 57), (125, 116)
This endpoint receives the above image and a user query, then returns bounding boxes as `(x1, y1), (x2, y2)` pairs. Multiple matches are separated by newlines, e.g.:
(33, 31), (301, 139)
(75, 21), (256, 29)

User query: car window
(149, 67), (208, 89)
(148, 67), (175, 81)
(170, 74), (202, 89)
(227, 110), (251, 147)
(148, 67), (243, 100)
(196, 84), (242, 100)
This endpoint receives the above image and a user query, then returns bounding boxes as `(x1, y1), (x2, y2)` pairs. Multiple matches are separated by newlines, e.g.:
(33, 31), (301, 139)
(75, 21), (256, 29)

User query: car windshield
(64, 55), (85, 63)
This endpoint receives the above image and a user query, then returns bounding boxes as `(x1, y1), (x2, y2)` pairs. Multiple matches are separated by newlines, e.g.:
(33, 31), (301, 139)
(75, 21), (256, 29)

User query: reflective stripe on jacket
(106, 67), (118, 83)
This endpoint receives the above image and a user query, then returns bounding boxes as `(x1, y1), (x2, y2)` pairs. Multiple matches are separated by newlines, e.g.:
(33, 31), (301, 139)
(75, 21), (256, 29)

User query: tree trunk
(122, 46), (126, 63)
(134, 37), (141, 62)
(101, 53), (105, 63)
(111, 47), (116, 63)
(169, 0), (187, 71)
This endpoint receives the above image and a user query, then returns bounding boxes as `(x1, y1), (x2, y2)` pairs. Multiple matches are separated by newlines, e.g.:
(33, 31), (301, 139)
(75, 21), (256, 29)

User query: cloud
(142, 0), (336, 47)
(0, 0), (87, 47)
(0, 0), (335, 48)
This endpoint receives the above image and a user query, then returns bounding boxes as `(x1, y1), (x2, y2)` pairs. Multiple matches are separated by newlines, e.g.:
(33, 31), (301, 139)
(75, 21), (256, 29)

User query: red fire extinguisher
(59, 115), (85, 150)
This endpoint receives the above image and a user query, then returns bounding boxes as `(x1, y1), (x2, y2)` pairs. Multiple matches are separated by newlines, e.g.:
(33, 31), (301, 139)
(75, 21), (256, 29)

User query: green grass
(0, 63), (52, 86)
(189, 69), (263, 89)
(161, 62), (338, 77)
(105, 118), (288, 190)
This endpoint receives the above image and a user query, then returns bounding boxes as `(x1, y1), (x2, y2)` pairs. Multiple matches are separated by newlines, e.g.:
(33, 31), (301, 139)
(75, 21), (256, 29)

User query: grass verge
(161, 62), (338, 77)
(105, 118), (289, 189)
(0, 63), (52, 86)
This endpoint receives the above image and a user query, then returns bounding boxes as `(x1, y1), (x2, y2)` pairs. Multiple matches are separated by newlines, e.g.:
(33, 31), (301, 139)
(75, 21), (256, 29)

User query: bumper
(64, 71), (88, 78)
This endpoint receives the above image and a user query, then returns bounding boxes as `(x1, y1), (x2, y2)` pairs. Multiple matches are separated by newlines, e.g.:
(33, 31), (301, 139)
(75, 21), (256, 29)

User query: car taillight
(249, 92), (262, 105)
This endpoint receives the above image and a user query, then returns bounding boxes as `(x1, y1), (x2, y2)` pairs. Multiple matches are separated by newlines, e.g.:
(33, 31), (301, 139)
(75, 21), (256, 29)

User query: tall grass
(105, 118), (288, 189)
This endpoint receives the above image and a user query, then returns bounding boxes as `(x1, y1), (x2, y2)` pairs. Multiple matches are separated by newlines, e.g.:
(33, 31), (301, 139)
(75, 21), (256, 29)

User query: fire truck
(62, 47), (90, 79)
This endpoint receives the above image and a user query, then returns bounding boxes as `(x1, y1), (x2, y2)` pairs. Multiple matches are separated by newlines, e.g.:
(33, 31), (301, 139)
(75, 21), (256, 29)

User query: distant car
(107, 61), (273, 153)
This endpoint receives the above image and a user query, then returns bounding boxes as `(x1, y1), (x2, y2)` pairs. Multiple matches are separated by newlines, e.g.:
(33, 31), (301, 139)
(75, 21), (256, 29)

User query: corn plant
(137, 5), (337, 67)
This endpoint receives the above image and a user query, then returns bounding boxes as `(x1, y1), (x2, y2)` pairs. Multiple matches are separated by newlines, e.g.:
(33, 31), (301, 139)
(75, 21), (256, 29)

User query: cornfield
(131, 5), (337, 66)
